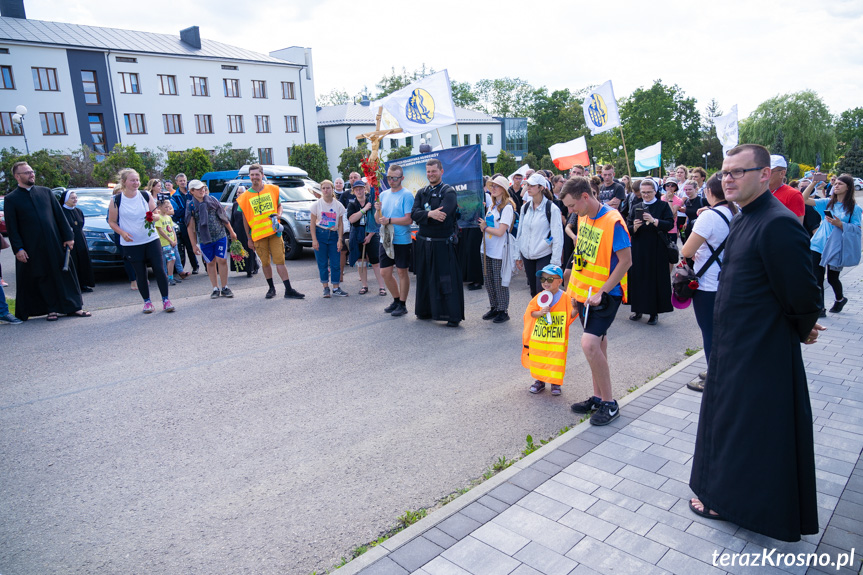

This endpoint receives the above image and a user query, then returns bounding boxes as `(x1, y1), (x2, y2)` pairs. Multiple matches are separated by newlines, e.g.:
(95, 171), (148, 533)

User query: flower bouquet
(229, 239), (249, 271)
(144, 211), (156, 236)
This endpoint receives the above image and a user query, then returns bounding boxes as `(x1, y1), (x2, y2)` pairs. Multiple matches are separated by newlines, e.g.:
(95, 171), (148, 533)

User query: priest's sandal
(689, 499), (725, 521)
(46, 312), (59, 321)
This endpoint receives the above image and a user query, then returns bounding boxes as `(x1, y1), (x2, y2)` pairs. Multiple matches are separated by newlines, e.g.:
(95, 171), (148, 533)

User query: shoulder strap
(694, 208), (731, 277)
(545, 200), (552, 225)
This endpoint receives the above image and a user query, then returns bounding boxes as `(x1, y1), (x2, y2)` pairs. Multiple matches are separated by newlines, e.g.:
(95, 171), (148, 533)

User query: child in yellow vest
(521, 264), (576, 396)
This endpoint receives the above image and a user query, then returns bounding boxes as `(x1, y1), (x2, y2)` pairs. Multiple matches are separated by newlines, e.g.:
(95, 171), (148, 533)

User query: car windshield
(279, 186), (316, 202)
(75, 194), (111, 217)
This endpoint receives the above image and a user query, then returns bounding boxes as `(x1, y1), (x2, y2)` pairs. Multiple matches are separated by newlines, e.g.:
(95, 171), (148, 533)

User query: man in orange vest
(560, 176), (632, 426)
(236, 164), (305, 299)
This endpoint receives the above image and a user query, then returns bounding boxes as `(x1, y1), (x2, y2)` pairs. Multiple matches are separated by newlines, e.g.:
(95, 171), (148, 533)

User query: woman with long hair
(479, 175), (517, 323)
(515, 173), (564, 296)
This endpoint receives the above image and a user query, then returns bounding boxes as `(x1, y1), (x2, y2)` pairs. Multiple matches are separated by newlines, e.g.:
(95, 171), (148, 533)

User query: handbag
(671, 208), (731, 300)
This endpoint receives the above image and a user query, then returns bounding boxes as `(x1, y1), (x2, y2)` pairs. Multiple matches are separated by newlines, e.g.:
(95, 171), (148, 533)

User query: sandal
(379, 288), (388, 296)
(359, 286), (369, 295)
(529, 381), (546, 394)
(689, 499), (725, 521)
(47, 313), (59, 322)
(68, 310), (92, 318)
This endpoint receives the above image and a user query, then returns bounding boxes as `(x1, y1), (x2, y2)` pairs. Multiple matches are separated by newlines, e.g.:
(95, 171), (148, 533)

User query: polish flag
(549, 137), (590, 171)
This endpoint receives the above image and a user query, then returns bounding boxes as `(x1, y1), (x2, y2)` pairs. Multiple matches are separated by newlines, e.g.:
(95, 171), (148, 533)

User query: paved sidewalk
(342, 266), (863, 575)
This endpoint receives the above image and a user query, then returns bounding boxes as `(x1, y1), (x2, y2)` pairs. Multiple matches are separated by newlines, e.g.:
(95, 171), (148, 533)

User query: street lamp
(11, 104), (30, 154)
(591, 156), (598, 175)
(613, 146), (621, 157)
(702, 151), (711, 169)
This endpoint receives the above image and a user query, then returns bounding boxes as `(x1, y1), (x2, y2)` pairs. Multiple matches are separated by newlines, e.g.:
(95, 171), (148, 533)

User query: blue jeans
(0, 281), (8, 316)
(314, 227), (340, 284)
(692, 289), (717, 362)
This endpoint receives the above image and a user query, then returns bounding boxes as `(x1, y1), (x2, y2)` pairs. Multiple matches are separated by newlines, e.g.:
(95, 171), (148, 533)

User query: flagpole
(618, 126), (632, 180)
(455, 122), (461, 146)
(437, 128), (445, 149)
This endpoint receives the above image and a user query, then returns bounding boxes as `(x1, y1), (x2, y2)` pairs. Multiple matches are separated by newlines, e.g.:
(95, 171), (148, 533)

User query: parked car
(854, 177), (863, 192)
(0, 197), (6, 236)
(51, 188), (125, 269)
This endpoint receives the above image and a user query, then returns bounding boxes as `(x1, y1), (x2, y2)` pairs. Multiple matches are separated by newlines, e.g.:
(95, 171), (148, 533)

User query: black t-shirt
(598, 180), (626, 207)
(339, 190), (356, 209)
(684, 196), (706, 222)
(346, 197), (372, 229)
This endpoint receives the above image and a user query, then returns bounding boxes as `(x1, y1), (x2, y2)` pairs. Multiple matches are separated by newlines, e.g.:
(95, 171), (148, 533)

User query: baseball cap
(770, 155), (788, 170)
(188, 179), (205, 190)
(351, 179), (367, 189)
(525, 173), (547, 187)
(536, 264), (563, 279)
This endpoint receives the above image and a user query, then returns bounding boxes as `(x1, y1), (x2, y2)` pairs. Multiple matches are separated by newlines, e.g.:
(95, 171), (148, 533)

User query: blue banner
(384, 144), (484, 228)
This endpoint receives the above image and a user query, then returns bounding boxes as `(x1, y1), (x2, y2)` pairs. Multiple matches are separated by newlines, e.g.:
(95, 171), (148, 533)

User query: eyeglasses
(719, 167), (766, 180)
(539, 276), (559, 284)
(387, 176), (402, 180)
(16, 170), (35, 175)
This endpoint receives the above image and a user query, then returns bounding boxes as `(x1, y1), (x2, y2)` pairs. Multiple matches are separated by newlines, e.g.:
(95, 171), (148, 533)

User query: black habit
(61, 206), (96, 289)
(456, 225), (484, 285)
(4, 185), (83, 320)
(411, 182), (464, 322)
(690, 191), (821, 542)
(626, 199), (674, 316)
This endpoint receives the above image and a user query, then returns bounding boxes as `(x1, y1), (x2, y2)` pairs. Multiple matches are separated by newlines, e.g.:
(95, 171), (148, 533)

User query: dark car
(52, 188), (125, 269)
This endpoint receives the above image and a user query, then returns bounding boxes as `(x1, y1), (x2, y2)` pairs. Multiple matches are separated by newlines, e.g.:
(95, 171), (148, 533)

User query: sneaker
(551, 384), (561, 396)
(493, 311), (510, 323)
(0, 313), (22, 325)
(284, 288), (305, 299)
(169, 279), (177, 286)
(590, 400), (620, 426)
(163, 299), (175, 312)
(384, 300), (399, 313)
(570, 395), (601, 414)
(529, 380), (546, 394)
(174, 276), (182, 283)
(191, 269), (199, 275)
(391, 302), (408, 317)
(142, 301), (155, 314)
(265, 287), (277, 299)
(482, 309), (498, 320)
(322, 286), (331, 298)
(332, 287), (349, 297)
(829, 297), (848, 313)
(220, 287), (234, 298)
(210, 288), (221, 299)
(698, 371), (707, 381)
(686, 380), (704, 392)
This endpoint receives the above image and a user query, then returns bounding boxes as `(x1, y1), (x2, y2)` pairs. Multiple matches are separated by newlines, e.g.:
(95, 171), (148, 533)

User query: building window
(191, 76), (209, 96)
(451, 134), (457, 147)
(195, 114), (213, 134)
(228, 115), (244, 133)
(115, 56), (137, 63)
(89, 114), (106, 153)
(258, 148), (273, 164)
(475, 134), (481, 145)
(221, 64), (238, 70)
(0, 112), (23, 135)
(32, 67), (59, 91)
(39, 112), (67, 135)
(117, 72), (140, 94)
(223, 78), (240, 98)
(163, 114), (183, 134)
(158, 74), (177, 95)
(0, 66), (14, 89)
(406, 136), (413, 148)
(81, 70), (100, 104)
(281, 81), (295, 99)
(487, 133), (493, 145)
(124, 113), (146, 134)
(390, 139), (398, 150)
(464, 134), (470, 146)
(252, 80), (267, 99)
(285, 115), (298, 133)
(255, 115), (270, 133)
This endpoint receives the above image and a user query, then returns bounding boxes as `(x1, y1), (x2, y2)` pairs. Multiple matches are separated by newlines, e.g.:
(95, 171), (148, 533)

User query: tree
(211, 143), (257, 171)
(384, 144), (414, 161)
(739, 90), (836, 165)
(0, 147), (68, 192)
(835, 107), (863, 157)
(374, 65), (434, 100)
(474, 77), (535, 117)
(165, 147), (212, 181)
(523, 152), (539, 170)
(317, 88), (351, 107)
(337, 142), (370, 181)
(451, 80), (479, 109)
(288, 143), (330, 182)
(92, 143), (149, 186)
(837, 138), (863, 178)
(60, 146), (99, 188)
(481, 151), (492, 176)
(493, 149), (517, 177)
(527, 87), (586, 159)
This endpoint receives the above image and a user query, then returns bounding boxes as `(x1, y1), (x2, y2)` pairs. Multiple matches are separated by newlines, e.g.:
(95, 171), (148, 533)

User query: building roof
(317, 103), (500, 127)
(0, 17), (298, 66)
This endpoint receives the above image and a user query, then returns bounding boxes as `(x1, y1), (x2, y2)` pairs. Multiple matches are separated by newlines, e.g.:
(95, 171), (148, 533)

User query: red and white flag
(549, 137), (589, 171)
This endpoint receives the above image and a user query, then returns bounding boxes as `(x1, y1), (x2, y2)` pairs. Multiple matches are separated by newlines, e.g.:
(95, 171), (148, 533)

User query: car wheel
(282, 226), (302, 260)
(856, 184), (862, 191)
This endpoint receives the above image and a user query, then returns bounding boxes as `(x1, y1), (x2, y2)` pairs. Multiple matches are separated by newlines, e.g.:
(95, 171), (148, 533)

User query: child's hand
(540, 305), (550, 315)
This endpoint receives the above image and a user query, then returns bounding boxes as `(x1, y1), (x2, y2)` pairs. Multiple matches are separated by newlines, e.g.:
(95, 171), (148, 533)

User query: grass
(684, 346), (702, 357)
(5, 297), (14, 315)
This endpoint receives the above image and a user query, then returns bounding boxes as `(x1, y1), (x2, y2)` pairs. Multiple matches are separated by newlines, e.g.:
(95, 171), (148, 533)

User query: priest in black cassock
(411, 158), (464, 327)
(4, 162), (89, 321)
(689, 144), (822, 542)
(60, 189), (96, 292)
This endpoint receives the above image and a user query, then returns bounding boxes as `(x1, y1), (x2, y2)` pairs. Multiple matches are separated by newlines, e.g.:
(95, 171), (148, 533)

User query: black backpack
(110, 191), (151, 228)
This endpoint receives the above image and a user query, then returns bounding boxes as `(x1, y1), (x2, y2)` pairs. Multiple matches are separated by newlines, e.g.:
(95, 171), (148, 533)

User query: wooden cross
(356, 106), (403, 164)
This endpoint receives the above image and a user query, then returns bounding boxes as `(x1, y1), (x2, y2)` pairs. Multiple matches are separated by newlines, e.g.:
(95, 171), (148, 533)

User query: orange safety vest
(521, 291), (575, 386)
(236, 184), (280, 241)
(567, 208), (629, 304)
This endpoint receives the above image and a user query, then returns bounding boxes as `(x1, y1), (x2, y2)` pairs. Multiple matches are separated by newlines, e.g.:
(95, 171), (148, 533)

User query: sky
(21, 0), (863, 120)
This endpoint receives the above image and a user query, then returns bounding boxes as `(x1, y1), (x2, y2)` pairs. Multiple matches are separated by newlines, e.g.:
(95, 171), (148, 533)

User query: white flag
(371, 70), (457, 137)
(714, 105), (739, 157)
(634, 141), (662, 172)
(582, 80), (621, 136)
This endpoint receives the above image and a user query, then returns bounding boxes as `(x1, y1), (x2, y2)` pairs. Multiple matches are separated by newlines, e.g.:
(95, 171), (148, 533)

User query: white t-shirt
(691, 205), (733, 292)
(310, 198), (346, 231)
(481, 204), (515, 260)
(118, 192), (154, 246)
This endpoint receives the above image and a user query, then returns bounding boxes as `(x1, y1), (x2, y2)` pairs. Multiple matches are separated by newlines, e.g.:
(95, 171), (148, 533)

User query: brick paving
(342, 266), (863, 575)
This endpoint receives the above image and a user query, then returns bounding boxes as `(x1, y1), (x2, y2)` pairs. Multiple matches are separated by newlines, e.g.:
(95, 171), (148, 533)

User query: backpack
(110, 191), (151, 228)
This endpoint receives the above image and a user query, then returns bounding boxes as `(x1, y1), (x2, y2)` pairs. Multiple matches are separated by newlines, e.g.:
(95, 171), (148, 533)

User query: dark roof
(317, 104), (499, 126)
(0, 17), (298, 65)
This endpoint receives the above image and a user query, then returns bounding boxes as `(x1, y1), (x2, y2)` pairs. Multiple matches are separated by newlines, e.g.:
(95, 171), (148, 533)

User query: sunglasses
(539, 276), (559, 284)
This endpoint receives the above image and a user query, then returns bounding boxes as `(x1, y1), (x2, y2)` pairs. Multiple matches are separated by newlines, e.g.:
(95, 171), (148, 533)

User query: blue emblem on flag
(587, 94), (608, 128)
(405, 88), (435, 124)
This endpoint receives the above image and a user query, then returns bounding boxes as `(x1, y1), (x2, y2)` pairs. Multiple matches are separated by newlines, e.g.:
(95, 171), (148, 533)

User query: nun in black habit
(60, 189), (96, 292)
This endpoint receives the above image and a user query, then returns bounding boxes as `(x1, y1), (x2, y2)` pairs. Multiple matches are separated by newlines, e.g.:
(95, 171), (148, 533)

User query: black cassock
(626, 199), (674, 315)
(690, 191), (821, 542)
(456, 226), (483, 285)
(61, 206), (96, 289)
(411, 182), (464, 322)
(5, 185), (83, 320)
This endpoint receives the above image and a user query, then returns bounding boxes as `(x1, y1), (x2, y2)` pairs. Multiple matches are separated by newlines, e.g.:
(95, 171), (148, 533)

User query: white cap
(525, 173), (547, 187)
(770, 155), (788, 170)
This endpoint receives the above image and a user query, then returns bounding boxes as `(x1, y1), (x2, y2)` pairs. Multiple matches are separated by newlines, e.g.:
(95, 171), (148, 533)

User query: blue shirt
(593, 205), (631, 297)
(810, 198), (863, 254)
(380, 188), (414, 245)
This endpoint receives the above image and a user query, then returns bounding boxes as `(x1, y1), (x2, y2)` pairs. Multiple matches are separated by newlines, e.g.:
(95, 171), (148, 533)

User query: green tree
(837, 138), (863, 178)
(385, 144), (414, 161)
(493, 149), (517, 177)
(451, 80), (479, 109)
(317, 88), (351, 107)
(474, 77), (535, 117)
(693, 98), (724, 171)
(0, 147), (68, 192)
(539, 155), (557, 173)
(211, 143), (257, 171)
(92, 143), (149, 186)
(835, 107), (863, 157)
(374, 65), (434, 99)
(523, 152), (539, 170)
(288, 143), (330, 182)
(165, 147), (213, 181)
(481, 151), (492, 176)
(337, 142), (370, 181)
(60, 146), (99, 188)
(527, 87), (586, 159)
(739, 90), (836, 164)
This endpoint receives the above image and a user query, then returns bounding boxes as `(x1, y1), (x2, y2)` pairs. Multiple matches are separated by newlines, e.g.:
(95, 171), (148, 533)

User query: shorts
(254, 233), (285, 266)
(200, 236), (228, 263)
(576, 294), (622, 337)
(380, 242), (411, 269)
(356, 233), (380, 265)
(162, 245), (177, 262)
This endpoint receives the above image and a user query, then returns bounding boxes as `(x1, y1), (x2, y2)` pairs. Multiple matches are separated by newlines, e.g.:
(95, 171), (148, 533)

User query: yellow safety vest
(567, 208), (629, 304)
(237, 184), (280, 241)
(521, 292), (575, 386)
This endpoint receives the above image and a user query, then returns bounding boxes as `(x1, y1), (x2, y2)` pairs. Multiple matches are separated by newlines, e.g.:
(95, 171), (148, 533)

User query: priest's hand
(805, 323), (826, 345)
(16, 248), (28, 263)
(63, 240), (74, 250)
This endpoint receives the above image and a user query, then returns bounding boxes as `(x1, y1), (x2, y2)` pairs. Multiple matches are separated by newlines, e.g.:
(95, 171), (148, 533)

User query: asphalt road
(0, 245), (703, 575)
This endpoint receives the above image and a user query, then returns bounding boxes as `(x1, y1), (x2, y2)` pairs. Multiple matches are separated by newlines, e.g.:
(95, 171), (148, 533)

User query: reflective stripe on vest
(521, 295), (572, 386)
(567, 209), (629, 304)
(237, 185), (279, 241)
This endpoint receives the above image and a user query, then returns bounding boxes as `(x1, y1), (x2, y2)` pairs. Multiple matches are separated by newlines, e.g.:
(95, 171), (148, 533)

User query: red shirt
(771, 184), (805, 217)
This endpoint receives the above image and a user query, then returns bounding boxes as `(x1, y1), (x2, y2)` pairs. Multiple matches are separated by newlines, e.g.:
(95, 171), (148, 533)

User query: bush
(288, 143), (330, 182)
(385, 144), (414, 162)
(165, 147), (213, 181)
(836, 139), (863, 178)
(0, 147), (68, 192)
(212, 143), (257, 172)
(337, 142), (370, 182)
(92, 143), (149, 186)
(493, 149), (517, 177)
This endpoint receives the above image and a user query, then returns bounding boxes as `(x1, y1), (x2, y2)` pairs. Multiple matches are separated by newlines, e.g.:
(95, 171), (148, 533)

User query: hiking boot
(322, 286), (331, 298)
(142, 301), (155, 314)
(163, 299), (175, 312)
(571, 395), (601, 414)
(284, 288), (305, 299)
(529, 380), (545, 394)
(493, 311), (510, 323)
(384, 300), (399, 313)
(265, 286), (277, 299)
(210, 288), (221, 299)
(331, 287), (349, 297)
(391, 302), (408, 317)
(590, 400), (620, 426)
(482, 308), (498, 320)
(830, 297), (848, 313)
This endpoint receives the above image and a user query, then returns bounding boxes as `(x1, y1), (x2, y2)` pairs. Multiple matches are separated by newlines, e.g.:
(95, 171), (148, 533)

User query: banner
(714, 104), (738, 157)
(372, 70), (458, 137)
(582, 80), (621, 136)
(509, 164), (531, 181)
(549, 136), (590, 171)
(634, 141), (662, 172)
(384, 144), (484, 228)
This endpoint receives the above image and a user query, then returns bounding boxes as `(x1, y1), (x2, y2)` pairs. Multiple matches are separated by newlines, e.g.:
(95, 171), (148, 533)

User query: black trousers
(523, 254), (552, 297)
(177, 224), (199, 271)
(124, 239), (170, 302)
(811, 250), (843, 304)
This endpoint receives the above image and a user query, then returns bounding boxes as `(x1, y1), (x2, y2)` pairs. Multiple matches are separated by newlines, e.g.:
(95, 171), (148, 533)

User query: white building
(317, 100), (503, 180)
(0, 8), (317, 165)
